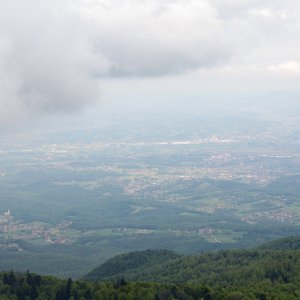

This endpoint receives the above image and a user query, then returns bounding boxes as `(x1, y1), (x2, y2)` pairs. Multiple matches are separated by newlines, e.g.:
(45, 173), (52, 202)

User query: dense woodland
(1, 237), (300, 299)
(1, 270), (300, 299)
(85, 237), (300, 287)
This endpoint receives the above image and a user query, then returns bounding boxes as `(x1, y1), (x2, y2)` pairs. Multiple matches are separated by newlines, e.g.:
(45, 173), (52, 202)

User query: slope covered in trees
(86, 249), (182, 281)
(85, 236), (300, 287)
(1, 237), (300, 299)
(1, 270), (300, 299)
(258, 236), (300, 250)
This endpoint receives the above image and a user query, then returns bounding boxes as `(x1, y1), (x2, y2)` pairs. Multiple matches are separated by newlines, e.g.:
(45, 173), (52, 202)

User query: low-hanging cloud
(0, 0), (104, 126)
(0, 0), (299, 127)
(0, 0), (236, 126)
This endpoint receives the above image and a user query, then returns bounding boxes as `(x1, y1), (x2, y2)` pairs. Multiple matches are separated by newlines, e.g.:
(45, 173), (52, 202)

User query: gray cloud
(0, 0), (299, 127)
(89, 0), (231, 77)
(0, 0), (106, 127)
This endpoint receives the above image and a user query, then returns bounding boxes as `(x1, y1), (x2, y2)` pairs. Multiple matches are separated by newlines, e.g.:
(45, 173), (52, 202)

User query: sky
(1, 0), (300, 129)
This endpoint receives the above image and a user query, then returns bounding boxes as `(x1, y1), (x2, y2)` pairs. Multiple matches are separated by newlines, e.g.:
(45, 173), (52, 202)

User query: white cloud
(0, 0), (234, 127)
(251, 8), (272, 18)
(89, 0), (232, 76)
(268, 61), (300, 76)
(0, 0), (300, 127)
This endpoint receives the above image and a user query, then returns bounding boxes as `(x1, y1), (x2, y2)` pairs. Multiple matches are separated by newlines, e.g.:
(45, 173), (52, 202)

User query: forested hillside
(86, 249), (181, 280)
(1, 237), (300, 299)
(258, 236), (300, 250)
(86, 237), (300, 286)
(1, 270), (300, 299)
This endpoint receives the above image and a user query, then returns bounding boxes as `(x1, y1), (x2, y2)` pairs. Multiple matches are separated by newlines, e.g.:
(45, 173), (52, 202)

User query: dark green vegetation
(1, 110), (300, 277)
(2, 272), (300, 300)
(258, 236), (300, 250)
(1, 271), (220, 300)
(86, 250), (182, 280)
(2, 238), (300, 299)
(85, 237), (300, 285)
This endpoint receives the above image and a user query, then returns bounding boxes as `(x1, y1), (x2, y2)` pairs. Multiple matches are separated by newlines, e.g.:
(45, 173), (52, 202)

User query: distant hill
(266, 175), (300, 196)
(85, 236), (300, 287)
(258, 236), (300, 250)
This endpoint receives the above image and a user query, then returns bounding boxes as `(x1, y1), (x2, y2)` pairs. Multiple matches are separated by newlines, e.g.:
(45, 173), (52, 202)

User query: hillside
(258, 236), (300, 250)
(86, 249), (182, 281)
(1, 237), (300, 299)
(85, 236), (300, 287)
(1, 270), (300, 299)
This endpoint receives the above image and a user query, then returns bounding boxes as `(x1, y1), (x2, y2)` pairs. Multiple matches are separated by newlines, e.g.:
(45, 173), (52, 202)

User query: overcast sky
(1, 0), (300, 128)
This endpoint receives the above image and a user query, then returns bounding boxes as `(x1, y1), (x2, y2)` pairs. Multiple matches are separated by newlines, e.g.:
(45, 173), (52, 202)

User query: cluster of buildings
(0, 210), (72, 244)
